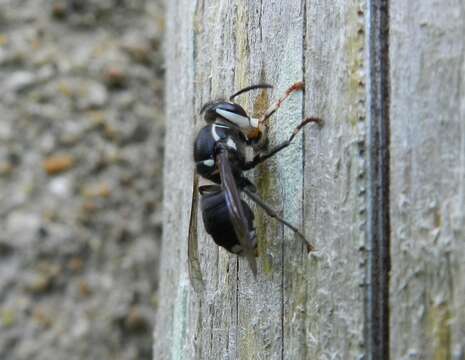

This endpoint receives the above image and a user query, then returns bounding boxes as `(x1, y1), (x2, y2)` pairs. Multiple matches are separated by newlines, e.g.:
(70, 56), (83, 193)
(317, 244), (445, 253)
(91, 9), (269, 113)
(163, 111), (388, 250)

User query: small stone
(102, 123), (119, 141)
(0, 35), (8, 46)
(24, 273), (53, 294)
(43, 154), (75, 175)
(51, 2), (67, 19)
(67, 257), (83, 272)
(48, 176), (72, 197)
(125, 307), (149, 332)
(1, 309), (16, 327)
(37, 262), (61, 278)
(82, 182), (111, 198)
(121, 43), (151, 64)
(77, 82), (108, 110)
(0, 162), (14, 176)
(5, 71), (36, 92)
(81, 200), (98, 213)
(103, 67), (127, 89)
(7, 212), (42, 246)
(79, 280), (92, 297)
(0, 241), (14, 256)
(57, 81), (72, 97)
(33, 306), (53, 328)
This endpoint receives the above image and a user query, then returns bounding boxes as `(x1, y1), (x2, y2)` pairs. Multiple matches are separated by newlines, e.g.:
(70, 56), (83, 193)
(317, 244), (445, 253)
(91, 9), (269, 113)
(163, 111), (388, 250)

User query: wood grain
(389, 1), (465, 358)
(155, 1), (369, 359)
(304, 1), (367, 358)
(155, 0), (465, 358)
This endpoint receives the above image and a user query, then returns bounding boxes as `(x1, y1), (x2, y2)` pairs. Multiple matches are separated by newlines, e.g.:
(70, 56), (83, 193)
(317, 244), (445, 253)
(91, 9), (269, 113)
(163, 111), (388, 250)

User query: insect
(193, 81), (321, 275)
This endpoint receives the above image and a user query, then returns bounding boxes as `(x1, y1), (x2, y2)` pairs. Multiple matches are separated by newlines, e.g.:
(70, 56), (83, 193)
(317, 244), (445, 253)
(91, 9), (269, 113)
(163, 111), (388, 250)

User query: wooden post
(154, 1), (464, 359)
(389, 1), (465, 358)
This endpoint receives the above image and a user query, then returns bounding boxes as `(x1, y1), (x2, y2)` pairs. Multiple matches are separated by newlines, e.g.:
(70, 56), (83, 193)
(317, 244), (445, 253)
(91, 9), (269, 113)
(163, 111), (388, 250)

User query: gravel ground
(0, 1), (164, 359)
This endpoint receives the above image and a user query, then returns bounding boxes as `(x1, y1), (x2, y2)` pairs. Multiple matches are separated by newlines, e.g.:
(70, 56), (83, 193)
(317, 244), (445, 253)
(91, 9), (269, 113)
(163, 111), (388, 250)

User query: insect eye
(216, 103), (248, 118)
(213, 103), (252, 128)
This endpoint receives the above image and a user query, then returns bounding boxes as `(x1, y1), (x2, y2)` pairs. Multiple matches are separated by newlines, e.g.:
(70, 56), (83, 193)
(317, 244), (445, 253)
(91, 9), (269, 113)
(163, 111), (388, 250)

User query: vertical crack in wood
(301, 2), (307, 225)
(235, 256), (239, 360)
(188, 175), (204, 294)
(366, 0), (390, 358)
(301, 1), (308, 357)
(458, 0), (465, 222)
(280, 191), (285, 360)
(279, 116), (284, 356)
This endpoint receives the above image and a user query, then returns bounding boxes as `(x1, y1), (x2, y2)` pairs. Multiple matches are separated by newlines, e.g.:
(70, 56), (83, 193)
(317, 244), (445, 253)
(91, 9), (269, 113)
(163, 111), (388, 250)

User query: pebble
(4, 71), (36, 92)
(42, 154), (75, 175)
(76, 82), (108, 110)
(48, 176), (72, 197)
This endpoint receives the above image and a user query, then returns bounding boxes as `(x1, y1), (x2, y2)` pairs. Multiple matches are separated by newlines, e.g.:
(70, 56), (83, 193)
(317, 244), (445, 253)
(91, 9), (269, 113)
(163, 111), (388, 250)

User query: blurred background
(0, 1), (164, 359)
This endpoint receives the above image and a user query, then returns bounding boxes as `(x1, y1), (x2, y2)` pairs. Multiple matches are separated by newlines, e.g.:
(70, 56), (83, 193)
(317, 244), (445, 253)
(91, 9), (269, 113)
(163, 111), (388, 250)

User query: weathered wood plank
(156, 1), (374, 359)
(304, 1), (367, 359)
(153, 1), (196, 359)
(232, 2), (315, 358)
(389, 1), (465, 358)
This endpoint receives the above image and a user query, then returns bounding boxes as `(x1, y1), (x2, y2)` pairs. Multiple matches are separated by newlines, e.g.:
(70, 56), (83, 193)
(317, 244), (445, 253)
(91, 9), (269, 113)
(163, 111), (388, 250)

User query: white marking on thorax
(245, 145), (254, 162)
(211, 124), (220, 141)
(226, 137), (237, 150)
(202, 159), (214, 167)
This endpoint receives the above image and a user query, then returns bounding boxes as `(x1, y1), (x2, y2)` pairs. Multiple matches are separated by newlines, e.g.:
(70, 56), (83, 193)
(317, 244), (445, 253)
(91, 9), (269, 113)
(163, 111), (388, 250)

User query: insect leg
(244, 117), (321, 170)
(243, 187), (314, 252)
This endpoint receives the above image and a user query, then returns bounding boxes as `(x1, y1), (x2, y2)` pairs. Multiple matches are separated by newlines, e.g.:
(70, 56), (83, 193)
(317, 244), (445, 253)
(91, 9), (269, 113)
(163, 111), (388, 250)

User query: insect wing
(216, 150), (257, 275)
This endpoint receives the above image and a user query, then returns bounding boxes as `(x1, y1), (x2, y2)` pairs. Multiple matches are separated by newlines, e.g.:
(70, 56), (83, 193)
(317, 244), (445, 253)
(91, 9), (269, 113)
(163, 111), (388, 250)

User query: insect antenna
(229, 84), (273, 101)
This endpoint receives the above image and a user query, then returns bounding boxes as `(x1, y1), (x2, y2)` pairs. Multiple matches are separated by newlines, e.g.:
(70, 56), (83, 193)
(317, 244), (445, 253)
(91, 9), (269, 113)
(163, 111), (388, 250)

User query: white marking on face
(216, 109), (250, 128)
(249, 117), (259, 128)
(226, 137), (237, 150)
(202, 159), (214, 167)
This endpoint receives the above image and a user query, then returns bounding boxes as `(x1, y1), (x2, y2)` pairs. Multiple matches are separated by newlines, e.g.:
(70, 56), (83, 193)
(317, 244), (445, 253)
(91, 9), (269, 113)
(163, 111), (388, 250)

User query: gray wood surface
(389, 1), (465, 359)
(155, 1), (368, 359)
(303, 1), (367, 358)
(155, 0), (464, 359)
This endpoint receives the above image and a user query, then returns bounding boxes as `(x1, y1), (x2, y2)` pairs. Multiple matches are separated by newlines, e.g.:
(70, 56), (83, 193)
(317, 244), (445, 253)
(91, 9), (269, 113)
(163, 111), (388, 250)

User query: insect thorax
(193, 123), (248, 182)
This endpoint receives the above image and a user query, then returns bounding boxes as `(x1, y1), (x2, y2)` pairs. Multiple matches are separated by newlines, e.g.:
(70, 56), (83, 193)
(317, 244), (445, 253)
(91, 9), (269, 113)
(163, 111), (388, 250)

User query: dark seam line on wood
(188, 0), (202, 294)
(278, 145), (285, 359)
(366, 0), (391, 359)
(235, 256), (239, 360)
(230, 7), (239, 359)
(301, 0), (307, 236)
(190, 3), (203, 358)
(301, 2), (308, 359)
(279, 127), (286, 359)
(279, 5), (286, 359)
(280, 200), (285, 360)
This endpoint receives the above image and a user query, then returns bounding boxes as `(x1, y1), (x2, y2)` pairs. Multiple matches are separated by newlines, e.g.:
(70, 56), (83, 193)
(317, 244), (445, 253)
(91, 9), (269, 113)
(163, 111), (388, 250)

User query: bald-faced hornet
(193, 82), (321, 275)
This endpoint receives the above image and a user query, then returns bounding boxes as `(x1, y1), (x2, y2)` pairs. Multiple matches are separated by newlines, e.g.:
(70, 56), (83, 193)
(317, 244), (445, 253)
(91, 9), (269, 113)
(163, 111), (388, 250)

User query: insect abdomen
(200, 190), (256, 254)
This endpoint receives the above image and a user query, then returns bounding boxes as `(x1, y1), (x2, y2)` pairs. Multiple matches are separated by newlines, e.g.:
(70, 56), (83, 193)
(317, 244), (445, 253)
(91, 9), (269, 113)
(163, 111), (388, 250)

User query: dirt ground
(0, 1), (164, 359)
